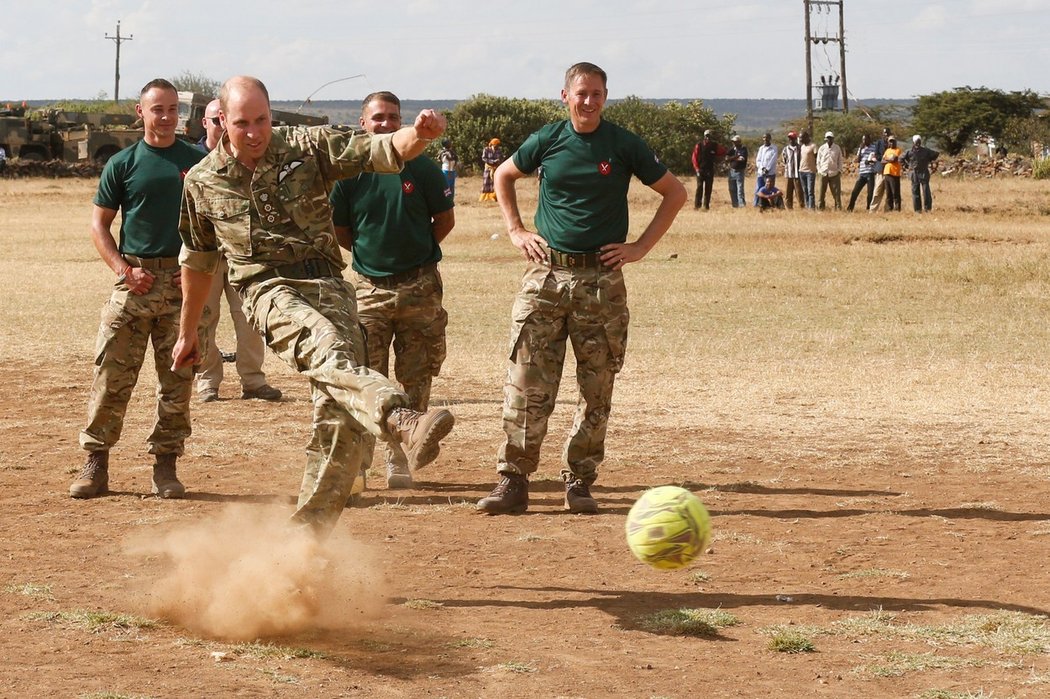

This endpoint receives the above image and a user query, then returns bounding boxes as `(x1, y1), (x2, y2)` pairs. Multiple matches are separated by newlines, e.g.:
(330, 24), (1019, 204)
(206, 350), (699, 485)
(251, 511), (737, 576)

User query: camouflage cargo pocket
(423, 307), (448, 376)
(94, 293), (134, 366)
(507, 266), (560, 363)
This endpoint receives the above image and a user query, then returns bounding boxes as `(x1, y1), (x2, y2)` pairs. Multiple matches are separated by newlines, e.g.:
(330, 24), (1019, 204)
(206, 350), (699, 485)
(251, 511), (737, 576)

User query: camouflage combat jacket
(178, 126), (403, 286)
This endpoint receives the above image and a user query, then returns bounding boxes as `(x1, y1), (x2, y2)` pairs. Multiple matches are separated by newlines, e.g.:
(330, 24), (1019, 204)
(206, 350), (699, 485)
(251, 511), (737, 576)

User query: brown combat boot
(476, 473), (529, 515)
(384, 407), (455, 472)
(70, 451), (109, 499)
(152, 454), (186, 499)
(564, 476), (598, 514)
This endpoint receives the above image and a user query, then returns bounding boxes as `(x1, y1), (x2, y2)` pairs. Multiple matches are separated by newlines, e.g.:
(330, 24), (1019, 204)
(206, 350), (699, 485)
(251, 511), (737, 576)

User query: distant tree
(171, 70), (221, 98)
(442, 94), (563, 174)
(910, 87), (1046, 156)
(782, 104), (910, 154)
(604, 97), (734, 174)
(1002, 114), (1050, 159)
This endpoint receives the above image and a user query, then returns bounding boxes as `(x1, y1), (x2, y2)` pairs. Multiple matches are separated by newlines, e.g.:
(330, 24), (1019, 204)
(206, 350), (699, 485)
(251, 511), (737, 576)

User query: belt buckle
(566, 254), (576, 268)
(303, 258), (320, 277)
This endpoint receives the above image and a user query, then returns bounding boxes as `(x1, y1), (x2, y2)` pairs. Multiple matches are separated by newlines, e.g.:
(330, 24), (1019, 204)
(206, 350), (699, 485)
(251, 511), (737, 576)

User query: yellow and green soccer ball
(625, 486), (711, 570)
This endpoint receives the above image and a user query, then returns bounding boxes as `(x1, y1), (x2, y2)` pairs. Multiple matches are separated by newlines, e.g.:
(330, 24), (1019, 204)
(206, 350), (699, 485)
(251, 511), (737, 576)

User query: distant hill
(17, 97), (914, 135)
(276, 97), (914, 135)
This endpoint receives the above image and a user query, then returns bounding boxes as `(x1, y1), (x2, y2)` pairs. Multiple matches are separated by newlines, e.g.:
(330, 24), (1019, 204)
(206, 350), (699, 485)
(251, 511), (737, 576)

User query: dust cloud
(125, 504), (387, 641)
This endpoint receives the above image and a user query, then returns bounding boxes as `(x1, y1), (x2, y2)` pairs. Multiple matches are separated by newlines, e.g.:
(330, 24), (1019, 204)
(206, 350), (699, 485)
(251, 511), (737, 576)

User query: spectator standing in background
(753, 132), (778, 207)
(691, 129), (725, 210)
(868, 127), (892, 213)
(816, 131), (843, 210)
(881, 135), (903, 211)
(780, 131), (802, 210)
(480, 138), (503, 202)
(438, 139), (458, 200)
(799, 131), (817, 209)
(726, 135), (748, 209)
(902, 135), (940, 213)
(846, 134), (878, 213)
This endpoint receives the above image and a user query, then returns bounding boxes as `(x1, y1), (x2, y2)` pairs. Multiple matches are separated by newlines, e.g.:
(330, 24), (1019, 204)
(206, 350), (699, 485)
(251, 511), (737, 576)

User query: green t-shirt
(94, 139), (204, 257)
(512, 119), (667, 252)
(329, 155), (453, 277)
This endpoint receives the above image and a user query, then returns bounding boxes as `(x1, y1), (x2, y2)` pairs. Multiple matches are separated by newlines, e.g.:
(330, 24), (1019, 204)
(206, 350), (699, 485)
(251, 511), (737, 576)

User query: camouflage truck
(0, 105), (64, 160)
(60, 92), (328, 163)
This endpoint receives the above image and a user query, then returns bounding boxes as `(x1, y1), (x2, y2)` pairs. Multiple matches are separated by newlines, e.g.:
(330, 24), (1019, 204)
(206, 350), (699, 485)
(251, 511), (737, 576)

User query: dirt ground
(1, 176), (1049, 698)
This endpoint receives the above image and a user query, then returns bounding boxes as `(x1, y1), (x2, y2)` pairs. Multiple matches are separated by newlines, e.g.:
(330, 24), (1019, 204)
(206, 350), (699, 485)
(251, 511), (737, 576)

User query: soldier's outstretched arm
(391, 109), (447, 162)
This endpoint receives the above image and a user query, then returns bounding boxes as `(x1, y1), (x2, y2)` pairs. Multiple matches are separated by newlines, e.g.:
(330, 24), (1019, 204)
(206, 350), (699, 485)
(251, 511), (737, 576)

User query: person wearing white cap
(816, 131), (843, 210)
(901, 135), (940, 213)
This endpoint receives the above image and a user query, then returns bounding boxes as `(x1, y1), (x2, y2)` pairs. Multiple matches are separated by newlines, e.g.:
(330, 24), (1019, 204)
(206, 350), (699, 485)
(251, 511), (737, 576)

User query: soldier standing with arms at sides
(173, 76), (454, 537)
(71, 79), (206, 500)
(477, 62), (686, 515)
(330, 91), (455, 490)
(194, 98), (281, 404)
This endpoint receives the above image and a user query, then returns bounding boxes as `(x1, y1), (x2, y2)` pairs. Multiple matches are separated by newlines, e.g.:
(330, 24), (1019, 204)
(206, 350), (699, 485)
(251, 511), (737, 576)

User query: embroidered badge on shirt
(598, 161), (612, 176)
(277, 160), (304, 184)
(402, 181), (415, 195)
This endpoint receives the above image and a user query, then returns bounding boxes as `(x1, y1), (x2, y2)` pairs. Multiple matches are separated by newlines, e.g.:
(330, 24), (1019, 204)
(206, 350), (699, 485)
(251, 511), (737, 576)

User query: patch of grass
(907, 610), (1050, 654)
(866, 651), (979, 677)
(832, 607), (899, 636)
(447, 637), (494, 649)
(25, 610), (158, 633)
(838, 568), (910, 581)
(917, 690), (993, 699)
(4, 582), (55, 601)
(766, 626), (816, 653)
(358, 639), (394, 652)
(517, 533), (548, 542)
(958, 501), (1000, 510)
(491, 661), (536, 674)
(637, 608), (740, 637)
(686, 570), (711, 584)
(259, 668), (300, 684)
(233, 641), (329, 661)
(402, 599), (444, 610)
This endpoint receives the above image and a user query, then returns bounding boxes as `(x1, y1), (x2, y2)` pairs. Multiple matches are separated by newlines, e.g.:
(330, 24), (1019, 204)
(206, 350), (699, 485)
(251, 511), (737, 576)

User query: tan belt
(123, 254), (180, 270)
(548, 248), (603, 269)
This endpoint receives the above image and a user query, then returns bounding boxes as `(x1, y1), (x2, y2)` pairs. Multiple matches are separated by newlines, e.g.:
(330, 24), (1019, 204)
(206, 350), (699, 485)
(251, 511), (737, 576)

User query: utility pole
(803, 0), (847, 135)
(105, 21), (133, 102)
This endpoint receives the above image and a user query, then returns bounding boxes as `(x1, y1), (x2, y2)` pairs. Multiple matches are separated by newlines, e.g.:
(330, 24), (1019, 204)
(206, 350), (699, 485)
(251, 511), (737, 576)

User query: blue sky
(4, 0), (1048, 103)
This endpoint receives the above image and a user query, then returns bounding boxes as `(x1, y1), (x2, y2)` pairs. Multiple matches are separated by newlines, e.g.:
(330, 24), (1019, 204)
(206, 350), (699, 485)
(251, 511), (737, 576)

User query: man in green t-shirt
(71, 78), (206, 500)
(330, 91), (455, 490)
(477, 62), (687, 515)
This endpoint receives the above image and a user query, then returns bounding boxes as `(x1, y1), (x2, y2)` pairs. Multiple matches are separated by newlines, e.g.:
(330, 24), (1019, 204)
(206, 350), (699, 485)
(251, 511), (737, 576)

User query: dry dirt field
(1, 173), (1050, 699)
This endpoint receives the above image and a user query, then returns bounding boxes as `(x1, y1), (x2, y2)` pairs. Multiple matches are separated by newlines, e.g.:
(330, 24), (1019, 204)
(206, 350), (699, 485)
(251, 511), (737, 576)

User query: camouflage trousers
(241, 276), (409, 534)
(497, 262), (629, 484)
(353, 265), (448, 467)
(196, 257), (267, 393)
(79, 265), (192, 456)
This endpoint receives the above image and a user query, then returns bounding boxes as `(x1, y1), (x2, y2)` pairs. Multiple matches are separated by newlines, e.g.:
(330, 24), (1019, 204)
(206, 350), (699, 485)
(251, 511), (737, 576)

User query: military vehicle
(60, 92), (328, 163)
(0, 104), (64, 160)
(1, 93), (330, 165)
